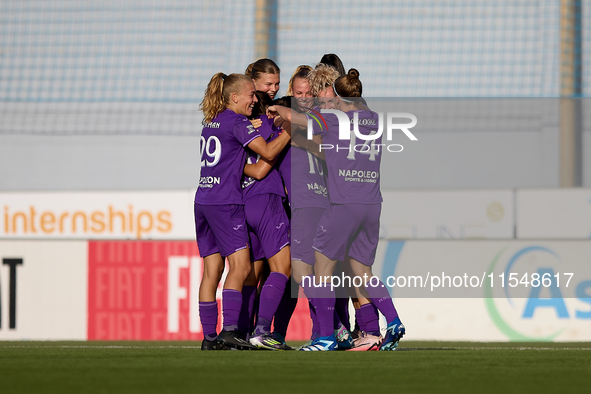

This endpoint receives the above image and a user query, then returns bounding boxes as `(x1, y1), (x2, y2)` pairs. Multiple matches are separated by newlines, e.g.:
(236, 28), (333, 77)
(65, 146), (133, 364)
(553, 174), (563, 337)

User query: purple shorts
(245, 194), (290, 261)
(313, 203), (381, 266)
(291, 207), (326, 266)
(194, 203), (249, 258)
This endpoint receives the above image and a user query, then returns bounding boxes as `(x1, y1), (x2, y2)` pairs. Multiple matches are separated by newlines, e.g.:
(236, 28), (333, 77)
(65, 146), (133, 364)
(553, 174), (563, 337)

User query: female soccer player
(286, 65), (315, 109)
(268, 69), (405, 351)
(306, 63), (382, 351)
(278, 64), (313, 202)
(196, 72), (290, 350)
(249, 58), (281, 99)
(253, 66), (315, 348)
(232, 90), (292, 351)
(294, 64), (357, 349)
(284, 64), (335, 347)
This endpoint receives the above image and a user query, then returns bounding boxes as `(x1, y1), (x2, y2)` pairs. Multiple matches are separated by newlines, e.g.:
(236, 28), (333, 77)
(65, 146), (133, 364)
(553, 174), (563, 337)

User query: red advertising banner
(88, 241), (311, 341)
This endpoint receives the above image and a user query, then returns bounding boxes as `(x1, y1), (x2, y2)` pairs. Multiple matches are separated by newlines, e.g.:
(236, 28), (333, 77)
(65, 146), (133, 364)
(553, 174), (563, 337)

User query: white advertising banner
(517, 189), (591, 239)
(0, 191), (196, 240)
(1, 190), (515, 240)
(380, 190), (514, 239)
(374, 240), (591, 341)
(0, 241), (87, 340)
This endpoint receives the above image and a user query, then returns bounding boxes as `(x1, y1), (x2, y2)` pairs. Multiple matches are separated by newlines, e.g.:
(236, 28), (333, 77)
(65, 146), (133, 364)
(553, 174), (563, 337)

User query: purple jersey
(277, 144), (291, 201)
(290, 145), (328, 209)
(291, 105), (328, 209)
(242, 115), (285, 199)
(196, 109), (261, 205)
(307, 109), (382, 204)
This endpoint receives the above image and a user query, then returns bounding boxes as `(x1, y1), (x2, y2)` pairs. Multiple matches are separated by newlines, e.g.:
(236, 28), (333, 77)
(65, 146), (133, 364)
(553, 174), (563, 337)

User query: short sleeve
(233, 116), (262, 147)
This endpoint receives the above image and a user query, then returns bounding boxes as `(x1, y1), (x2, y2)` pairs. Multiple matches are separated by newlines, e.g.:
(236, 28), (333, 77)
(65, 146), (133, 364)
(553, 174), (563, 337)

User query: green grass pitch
(0, 341), (589, 394)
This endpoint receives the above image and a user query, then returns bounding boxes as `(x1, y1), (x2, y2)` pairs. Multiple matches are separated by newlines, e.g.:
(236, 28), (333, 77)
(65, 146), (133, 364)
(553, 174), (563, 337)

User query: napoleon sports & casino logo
(306, 109), (418, 155)
(485, 245), (591, 341)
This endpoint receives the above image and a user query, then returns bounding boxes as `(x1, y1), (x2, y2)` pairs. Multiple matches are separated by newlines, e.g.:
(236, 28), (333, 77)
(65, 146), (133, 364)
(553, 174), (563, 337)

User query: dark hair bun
(347, 68), (359, 79)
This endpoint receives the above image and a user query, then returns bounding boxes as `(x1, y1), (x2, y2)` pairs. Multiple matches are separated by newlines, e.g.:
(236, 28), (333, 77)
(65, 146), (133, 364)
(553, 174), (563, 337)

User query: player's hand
(249, 118), (262, 129)
(266, 106), (278, 119)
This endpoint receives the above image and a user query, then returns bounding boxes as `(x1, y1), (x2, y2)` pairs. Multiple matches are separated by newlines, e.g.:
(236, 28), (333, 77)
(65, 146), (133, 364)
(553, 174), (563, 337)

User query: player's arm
(247, 131), (290, 162)
(244, 157), (277, 180)
(292, 130), (325, 161)
(267, 105), (307, 128)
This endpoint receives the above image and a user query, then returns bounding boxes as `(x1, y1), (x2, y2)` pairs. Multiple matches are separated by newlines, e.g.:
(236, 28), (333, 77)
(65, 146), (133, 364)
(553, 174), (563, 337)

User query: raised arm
(267, 105), (308, 128)
(244, 157), (277, 180)
(247, 131), (290, 162)
(292, 130), (325, 161)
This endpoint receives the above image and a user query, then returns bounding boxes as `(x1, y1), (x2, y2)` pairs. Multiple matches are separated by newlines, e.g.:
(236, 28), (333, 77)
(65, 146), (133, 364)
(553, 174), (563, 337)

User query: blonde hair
(308, 64), (341, 97)
(199, 72), (252, 123)
(286, 65), (312, 96)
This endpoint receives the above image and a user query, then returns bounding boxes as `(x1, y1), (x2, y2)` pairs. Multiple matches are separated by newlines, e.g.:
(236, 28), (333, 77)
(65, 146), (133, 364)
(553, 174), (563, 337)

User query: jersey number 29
(200, 136), (221, 167)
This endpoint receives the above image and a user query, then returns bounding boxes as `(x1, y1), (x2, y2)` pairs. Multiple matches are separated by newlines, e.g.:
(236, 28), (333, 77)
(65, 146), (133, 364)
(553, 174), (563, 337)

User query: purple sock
(254, 272), (288, 335)
(334, 297), (350, 331)
(222, 289), (242, 332)
(333, 309), (340, 330)
(315, 284), (335, 338)
(301, 275), (320, 340)
(251, 293), (260, 332)
(366, 279), (399, 323)
(238, 285), (256, 335)
(357, 303), (381, 336)
(272, 278), (298, 337)
(199, 301), (218, 341)
(356, 305), (368, 332)
(309, 299), (319, 340)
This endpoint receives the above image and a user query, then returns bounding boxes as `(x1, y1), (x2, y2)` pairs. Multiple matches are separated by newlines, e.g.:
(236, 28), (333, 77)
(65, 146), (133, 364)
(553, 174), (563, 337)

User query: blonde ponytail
(200, 72), (252, 123)
(200, 73), (227, 123)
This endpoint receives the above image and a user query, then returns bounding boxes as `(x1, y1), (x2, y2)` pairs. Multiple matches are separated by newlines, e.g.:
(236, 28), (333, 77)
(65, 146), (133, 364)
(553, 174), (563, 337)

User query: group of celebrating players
(195, 54), (405, 351)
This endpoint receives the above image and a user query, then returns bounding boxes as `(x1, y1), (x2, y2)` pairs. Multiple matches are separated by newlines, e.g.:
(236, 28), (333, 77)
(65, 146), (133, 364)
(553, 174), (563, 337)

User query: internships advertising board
(0, 191), (195, 239)
(1, 190), (515, 240)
